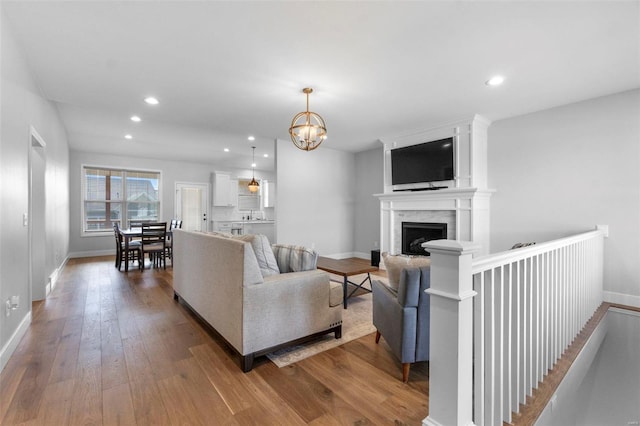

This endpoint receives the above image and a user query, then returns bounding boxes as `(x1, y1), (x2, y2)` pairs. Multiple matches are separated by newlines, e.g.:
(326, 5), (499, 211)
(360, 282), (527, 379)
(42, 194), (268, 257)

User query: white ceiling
(3, 1), (638, 171)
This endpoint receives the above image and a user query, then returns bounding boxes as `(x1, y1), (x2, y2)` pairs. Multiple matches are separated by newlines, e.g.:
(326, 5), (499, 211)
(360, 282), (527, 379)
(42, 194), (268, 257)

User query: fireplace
(402, 222), (448, 256)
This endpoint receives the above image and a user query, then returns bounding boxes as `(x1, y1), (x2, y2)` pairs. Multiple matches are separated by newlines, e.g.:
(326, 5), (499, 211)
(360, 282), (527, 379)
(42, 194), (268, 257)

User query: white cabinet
(212, 172), (238, 207)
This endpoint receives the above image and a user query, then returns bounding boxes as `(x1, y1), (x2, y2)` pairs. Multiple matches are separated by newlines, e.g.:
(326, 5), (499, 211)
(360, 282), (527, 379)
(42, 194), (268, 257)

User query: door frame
(174, 181), (210, 232)
(28, 125), (47, 302)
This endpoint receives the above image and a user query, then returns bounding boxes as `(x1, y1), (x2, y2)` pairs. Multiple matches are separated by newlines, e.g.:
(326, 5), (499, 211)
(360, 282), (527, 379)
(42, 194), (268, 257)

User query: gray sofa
(172, 229), (343, 372)
(372, 266), (430, 382)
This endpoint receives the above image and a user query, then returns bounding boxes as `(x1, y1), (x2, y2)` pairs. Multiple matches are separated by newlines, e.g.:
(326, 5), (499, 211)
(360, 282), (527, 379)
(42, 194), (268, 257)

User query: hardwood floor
(0, 256), (429, 425)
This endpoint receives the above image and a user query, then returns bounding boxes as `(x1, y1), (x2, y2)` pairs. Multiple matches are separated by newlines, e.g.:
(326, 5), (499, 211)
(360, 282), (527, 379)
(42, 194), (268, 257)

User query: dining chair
(141, 222), (167, 269)
(165, 219), (183, 263)
(113, 222), (142, 271)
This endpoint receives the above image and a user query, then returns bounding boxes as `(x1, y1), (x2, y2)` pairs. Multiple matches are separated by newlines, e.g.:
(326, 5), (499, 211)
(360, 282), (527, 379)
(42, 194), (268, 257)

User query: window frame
(80, 164), (162, 237)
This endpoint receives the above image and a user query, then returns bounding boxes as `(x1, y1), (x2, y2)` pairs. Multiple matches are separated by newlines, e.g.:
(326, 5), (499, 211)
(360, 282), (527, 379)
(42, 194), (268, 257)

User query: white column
(422, 239), (480, 426)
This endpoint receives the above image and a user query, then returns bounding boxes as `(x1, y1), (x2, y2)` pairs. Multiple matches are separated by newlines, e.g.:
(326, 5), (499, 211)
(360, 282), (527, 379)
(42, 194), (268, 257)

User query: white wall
(276, 139), (356, 257)
(354, 147), (383, 258)
(69, 150), (275, 255)
(489, 89), (640, 303)
(1, 10), (70, 370)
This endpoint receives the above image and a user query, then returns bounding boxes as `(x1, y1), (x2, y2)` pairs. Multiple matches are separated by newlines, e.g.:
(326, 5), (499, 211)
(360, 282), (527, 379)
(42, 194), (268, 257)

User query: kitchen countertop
(213, 219), (275, 224)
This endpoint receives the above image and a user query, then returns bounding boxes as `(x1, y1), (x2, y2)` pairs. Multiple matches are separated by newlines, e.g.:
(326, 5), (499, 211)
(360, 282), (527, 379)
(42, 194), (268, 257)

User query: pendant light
(289, 87), (327, 151)
(248, 146), (259, 193)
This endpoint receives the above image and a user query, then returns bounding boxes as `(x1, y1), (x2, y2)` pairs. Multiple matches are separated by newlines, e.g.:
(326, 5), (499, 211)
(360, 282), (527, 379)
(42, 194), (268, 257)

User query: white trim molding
(0, 312), (32, 373)
(604, 291), (640, 308)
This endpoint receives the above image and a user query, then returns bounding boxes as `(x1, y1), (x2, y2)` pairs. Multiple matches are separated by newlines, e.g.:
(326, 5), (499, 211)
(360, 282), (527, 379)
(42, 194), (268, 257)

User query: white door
(175, 182), (209, 232)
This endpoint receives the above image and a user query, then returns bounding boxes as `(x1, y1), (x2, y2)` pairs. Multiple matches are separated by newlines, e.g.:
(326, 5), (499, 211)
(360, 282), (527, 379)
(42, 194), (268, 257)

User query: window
(82, 166), (161, 235)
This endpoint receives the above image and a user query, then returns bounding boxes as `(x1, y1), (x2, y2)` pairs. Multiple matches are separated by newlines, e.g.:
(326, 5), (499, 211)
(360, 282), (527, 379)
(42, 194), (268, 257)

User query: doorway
(29, 126), (46, 301)
(175, 182), (209, 232)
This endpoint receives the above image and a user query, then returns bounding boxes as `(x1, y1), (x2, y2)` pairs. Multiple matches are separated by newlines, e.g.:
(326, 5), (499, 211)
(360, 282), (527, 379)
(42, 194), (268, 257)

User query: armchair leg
(334, 325), (342, 339)
(402, 363), (410, 383)
(375, 330), (381, 344)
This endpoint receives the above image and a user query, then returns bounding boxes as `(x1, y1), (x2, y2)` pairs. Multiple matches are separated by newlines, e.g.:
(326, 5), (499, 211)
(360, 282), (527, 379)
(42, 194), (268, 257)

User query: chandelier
(289, 88), (327, 151)
(248, 146), (259, 193)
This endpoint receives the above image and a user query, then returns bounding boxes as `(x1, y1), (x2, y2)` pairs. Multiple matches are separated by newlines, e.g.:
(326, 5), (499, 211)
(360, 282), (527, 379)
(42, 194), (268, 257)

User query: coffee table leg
(343, 275), (348, 309)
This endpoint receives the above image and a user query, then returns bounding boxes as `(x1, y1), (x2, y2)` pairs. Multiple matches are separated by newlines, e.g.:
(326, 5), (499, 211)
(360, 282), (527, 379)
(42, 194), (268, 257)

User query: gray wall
(69, 150), (274, 255)
(488, 89), (640, 302)
(276, 138), (356, 257)
(354, 147), (384, 258)
(1, 11), (70, 369)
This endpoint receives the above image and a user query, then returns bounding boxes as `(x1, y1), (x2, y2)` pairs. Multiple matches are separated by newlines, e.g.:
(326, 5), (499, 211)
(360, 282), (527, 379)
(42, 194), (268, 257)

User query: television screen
(391, 137), (454, 185)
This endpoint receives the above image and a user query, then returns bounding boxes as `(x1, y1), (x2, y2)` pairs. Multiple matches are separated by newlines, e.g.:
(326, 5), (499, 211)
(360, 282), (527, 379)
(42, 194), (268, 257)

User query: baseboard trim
(0, 311), (31, 373)
(603, 291), (640, 308)
(68, 249), (115, 259)
(48, 255), (70, 294)
(353, 251), (370, 260)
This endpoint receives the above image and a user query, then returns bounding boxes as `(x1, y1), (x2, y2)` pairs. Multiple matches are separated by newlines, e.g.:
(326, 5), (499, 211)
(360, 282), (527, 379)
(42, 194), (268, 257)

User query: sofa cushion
(382, 252), (431, 291)
(236, 234), (280, 277)
(272, 244), (318, 273)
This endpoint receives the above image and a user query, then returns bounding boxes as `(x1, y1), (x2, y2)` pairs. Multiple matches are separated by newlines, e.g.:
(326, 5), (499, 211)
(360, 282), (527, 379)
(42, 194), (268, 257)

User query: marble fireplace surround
(376, 188), (494, 258)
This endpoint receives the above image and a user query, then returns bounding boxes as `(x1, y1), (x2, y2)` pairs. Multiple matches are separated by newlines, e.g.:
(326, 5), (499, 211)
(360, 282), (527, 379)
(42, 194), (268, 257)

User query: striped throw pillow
(271, 244), (318, 273)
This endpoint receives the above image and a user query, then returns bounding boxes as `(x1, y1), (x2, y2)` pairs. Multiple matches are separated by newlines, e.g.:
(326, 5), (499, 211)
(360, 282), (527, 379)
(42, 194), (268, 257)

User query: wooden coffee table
(316, 257), (378, 309)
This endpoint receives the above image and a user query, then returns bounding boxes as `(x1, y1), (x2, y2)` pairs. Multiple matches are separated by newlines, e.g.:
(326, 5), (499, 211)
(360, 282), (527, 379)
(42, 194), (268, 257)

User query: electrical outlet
(5, 296), (19, 317)
(23, 213), (28, 227)
(373, 241), (379, 248)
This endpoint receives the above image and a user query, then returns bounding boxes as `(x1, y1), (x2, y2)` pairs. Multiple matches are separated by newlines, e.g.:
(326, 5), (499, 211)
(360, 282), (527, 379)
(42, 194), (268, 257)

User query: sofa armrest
(397, 268), (422, 308)
(371, 279), (418, 363)
(241, 269), (340, 354)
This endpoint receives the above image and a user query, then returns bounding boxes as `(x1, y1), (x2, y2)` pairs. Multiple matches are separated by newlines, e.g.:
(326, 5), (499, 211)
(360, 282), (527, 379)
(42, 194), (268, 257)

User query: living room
(1, 1), (639, 424)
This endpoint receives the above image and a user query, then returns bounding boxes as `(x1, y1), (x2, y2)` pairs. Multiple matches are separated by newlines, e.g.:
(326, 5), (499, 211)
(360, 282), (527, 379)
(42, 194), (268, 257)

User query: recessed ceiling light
(144, 96), (159, 105)
(130, 115), (141, 122)
(125, 134), (133, 140)
(486, 75), (505, 86)
(263, 154), (269, 158)
(248, 136), (255, 141)
(224, 148), (230, 152)
(251, 162), (256, 168)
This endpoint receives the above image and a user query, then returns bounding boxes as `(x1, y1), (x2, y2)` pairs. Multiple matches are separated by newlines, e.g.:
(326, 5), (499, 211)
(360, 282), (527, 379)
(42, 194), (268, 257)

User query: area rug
(266, 273), (382, 368)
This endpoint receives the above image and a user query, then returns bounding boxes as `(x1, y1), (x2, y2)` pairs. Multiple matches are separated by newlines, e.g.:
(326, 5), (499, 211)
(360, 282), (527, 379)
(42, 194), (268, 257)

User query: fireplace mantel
(375, 188), (495, 256)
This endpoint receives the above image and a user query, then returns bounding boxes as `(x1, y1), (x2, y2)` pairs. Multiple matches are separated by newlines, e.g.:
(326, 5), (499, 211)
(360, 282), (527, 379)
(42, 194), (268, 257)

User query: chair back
(141, 222), (167, 247)
(168, 219), (183, 241)
(129, 219), (154, 229)
(113, 222), (123, 246)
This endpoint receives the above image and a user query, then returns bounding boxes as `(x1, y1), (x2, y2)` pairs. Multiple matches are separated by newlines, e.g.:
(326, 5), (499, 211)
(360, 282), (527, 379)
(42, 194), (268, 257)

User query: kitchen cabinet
(212, 172), (238, 207)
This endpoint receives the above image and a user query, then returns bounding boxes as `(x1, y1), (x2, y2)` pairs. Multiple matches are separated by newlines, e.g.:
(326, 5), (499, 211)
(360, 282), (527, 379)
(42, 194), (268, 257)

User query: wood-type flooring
(0, 256), (429, 425)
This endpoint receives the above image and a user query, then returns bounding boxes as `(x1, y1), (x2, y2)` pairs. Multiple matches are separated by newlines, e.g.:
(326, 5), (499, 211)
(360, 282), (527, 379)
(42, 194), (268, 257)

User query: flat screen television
(390, 137), (454, 185)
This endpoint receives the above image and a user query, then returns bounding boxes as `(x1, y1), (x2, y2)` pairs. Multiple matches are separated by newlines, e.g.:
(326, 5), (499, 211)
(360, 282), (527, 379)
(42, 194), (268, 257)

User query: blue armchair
(372, 266), (431, 382)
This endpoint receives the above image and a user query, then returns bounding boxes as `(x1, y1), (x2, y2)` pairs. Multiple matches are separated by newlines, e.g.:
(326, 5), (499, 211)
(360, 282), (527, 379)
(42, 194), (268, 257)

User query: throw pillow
(511, 242), (536, 249)
(271, 244), (318, 273)
(382, 252), (431, 291)
(235, 234), (280, 277)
